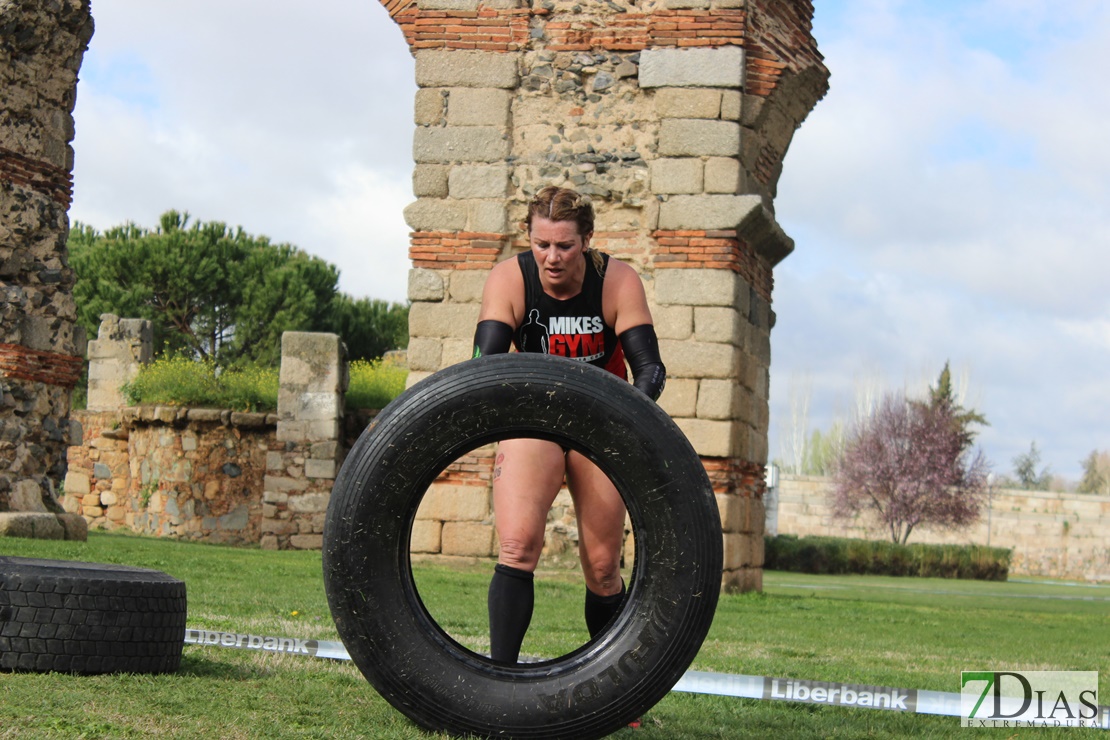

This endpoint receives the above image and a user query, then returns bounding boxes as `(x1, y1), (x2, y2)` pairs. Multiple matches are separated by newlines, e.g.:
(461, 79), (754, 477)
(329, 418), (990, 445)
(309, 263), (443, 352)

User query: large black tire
(324, 353), (722, 739)
(0, 556), (186, 674)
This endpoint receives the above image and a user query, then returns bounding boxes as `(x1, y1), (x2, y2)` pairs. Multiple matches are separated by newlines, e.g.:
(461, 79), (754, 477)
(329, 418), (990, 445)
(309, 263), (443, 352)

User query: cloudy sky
(70, 1), (1108, 481)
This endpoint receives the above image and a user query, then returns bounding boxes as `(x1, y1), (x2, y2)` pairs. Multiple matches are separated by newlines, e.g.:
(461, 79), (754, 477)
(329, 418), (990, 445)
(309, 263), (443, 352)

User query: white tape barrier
(183, 628), (1109, 729)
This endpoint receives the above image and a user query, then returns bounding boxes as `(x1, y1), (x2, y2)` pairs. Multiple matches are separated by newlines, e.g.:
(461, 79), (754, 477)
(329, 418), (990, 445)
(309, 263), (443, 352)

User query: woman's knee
(580, 549), (623, 593)
(497, 536), (544, 571)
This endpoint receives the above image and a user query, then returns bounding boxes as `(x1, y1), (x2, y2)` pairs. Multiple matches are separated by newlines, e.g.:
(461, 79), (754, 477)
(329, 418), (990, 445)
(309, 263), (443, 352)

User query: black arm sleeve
(619, 324), (666, 401)
(473, 320), (514, 357)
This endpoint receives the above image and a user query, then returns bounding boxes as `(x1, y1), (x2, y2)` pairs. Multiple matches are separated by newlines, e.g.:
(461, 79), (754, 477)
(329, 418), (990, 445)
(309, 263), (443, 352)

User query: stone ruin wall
(0, 0), (91, 529)
(394, 0), (828, 591)
(63, 325), (348, 550)
(772, 475), (1110, 582)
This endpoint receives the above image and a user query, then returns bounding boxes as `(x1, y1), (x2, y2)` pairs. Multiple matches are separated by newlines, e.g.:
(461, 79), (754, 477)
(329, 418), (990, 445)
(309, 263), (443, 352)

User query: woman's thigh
(565, 450), (627, 592)
(491, 438), (567, 568)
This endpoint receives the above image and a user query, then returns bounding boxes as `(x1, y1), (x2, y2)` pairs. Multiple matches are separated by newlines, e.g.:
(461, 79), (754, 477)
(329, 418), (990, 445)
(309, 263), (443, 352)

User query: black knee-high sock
(488, 564), (534, 664)
(585, 582), (626, 638)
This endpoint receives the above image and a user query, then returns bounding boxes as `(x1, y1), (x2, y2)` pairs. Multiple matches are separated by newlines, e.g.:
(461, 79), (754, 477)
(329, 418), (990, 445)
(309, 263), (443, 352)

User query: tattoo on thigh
(493, 452), (505, 481)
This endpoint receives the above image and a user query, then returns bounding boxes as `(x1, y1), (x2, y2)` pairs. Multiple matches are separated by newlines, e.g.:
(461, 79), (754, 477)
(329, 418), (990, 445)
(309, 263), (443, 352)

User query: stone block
(467, 200), (508, 233)
(409, 268), (446, 301)
(413, 163), (450, 198)
(716, 493), (743, 533)
(697, 378), (738, 420)
(410, 519), (442, 553)
(448, 269), (489, 303)
(305, 459), (336, 479)
(723, 532), (746, 570)
(656, 268), (738, 307)
(448, 164), (510, 199)
(406, 370), (433, 388)
(289, 391), (343, 423)
(657, 377), (697, 418)
(288, 492), (330, 513)
(310, 441), (338, 460)
(639, 46), (745, 89)
(441, 521), (496, 557)
(675, 417), (736, 457)
(654, 88), (721, 119)
(0, 512), (64, 540)
(10, 480), (47, 512)
(659, 119), (740, 157)
(704, 157), (740, 193)
(652, 304), (692, 339)
(409, 302), (481, 338)
(63, 471), (90, 496)
(414, 88), (445, 125)
(264, 475), (309, 493)
(660, 340), (737, 379)
(694, 306), (742, 345)
(100, 490), (117, 506)
(650, 158), (703, 194)
(403, 198), (468, 231)
(417, 484), (490, 521)
(279, 332), (345, 389)
(658, 194), (762, 231)
(446, 88), (512, 127)
(721, 90), (742, 121)
(442, 337), (475, 367)
(722, 566), (762, 593)
(261, 517), (297, 535)
(266, 451), (284, 471)
(289, 534), (324, 550)
(260, 534), (279, 550)
(415, 50), (519, 89)
(414, 127), (510, 164)
(405, 336), (442, 372)
(57, 513), (88, 541)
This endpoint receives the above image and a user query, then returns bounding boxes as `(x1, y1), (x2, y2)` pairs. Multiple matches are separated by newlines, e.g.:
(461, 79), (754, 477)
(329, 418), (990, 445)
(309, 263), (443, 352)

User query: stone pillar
(385, 0), (828, 590)
(0, 0), (93, 518)
(85, 314), (153, 411)
(261, 332), (348, 550)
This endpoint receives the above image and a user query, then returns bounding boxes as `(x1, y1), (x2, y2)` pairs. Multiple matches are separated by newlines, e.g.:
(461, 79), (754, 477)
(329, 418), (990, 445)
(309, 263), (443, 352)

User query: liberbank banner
(183, 629), (1110, 729)
(764, 676), (915, 711)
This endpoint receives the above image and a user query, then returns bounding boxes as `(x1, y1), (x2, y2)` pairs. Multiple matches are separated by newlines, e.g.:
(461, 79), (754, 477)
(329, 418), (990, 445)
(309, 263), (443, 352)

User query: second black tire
(324, 353), (722, 739)
(0, 556), (186, 674)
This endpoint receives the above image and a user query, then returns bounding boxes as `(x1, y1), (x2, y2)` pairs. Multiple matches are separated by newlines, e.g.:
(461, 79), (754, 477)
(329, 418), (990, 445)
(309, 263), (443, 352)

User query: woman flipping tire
(323, 353), (721, 739)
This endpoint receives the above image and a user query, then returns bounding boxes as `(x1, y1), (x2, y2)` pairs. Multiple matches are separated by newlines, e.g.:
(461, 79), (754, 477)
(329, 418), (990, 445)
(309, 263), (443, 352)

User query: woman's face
(529, 216), (592, 294)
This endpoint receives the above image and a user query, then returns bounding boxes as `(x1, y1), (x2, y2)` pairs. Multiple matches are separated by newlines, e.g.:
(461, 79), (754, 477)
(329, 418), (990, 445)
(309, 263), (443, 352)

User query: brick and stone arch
(1, 0), (828, 591)
(0, 0), (92, 518)
(390, 0), (828, 591)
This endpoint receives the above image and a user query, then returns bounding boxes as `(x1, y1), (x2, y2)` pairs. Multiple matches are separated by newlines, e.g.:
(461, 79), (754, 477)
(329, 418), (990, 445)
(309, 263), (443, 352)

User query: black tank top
(515, 251), (627, 379)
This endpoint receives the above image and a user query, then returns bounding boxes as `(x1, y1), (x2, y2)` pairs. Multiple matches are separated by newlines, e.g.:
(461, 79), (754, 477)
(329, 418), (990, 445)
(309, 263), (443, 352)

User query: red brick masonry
(0, 343), (84, 388)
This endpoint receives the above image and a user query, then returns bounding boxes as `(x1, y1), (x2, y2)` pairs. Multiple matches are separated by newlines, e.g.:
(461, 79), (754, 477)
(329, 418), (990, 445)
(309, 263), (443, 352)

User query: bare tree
(832, 391), (990, 544)
(1078, 450), (1110, 494)
(780, 373), (811, 475)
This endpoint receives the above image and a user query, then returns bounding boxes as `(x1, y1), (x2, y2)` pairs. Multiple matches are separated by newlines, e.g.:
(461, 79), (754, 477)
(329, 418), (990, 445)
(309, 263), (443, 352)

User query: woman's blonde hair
(525, 186), (604, 274)
(526, 186), (594, 237)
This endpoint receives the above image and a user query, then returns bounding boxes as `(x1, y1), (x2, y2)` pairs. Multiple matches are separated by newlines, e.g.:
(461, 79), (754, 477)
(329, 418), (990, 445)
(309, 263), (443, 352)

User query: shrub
(764, 535), (1011, 581)
(122, 356), (279, 411)
(122, 355), (408, 413)
(346, 358), (408, 410)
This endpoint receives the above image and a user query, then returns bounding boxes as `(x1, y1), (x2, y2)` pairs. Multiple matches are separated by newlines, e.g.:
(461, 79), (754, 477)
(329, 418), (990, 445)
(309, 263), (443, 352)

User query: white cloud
(771, 1), (1110, 479)
(71, 0), (417, 302)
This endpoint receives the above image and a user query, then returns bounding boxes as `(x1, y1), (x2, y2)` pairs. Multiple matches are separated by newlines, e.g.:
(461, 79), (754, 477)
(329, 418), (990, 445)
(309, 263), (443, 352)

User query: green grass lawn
(2, 532), (1107, 739)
